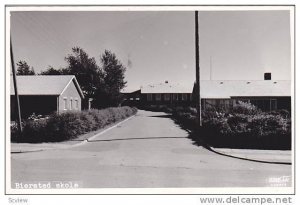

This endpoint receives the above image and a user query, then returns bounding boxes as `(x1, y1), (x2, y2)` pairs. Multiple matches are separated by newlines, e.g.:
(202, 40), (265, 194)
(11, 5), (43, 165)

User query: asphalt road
(11, 110), (292, 188)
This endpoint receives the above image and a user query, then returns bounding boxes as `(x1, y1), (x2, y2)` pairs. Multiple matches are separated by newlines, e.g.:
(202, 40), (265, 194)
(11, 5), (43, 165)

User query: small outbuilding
(11, 75), (84, 119)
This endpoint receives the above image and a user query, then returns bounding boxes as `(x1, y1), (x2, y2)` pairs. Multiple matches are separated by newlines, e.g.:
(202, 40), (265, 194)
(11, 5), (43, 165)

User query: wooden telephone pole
(11, 37), (22, 132)
(195, 11), (202, 126)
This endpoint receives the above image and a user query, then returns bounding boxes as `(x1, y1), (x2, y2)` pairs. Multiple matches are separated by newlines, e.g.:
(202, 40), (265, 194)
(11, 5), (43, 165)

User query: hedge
(11, 106), (137, 143)
(141, 103), (291, 150)
(187, 105), (291, 149)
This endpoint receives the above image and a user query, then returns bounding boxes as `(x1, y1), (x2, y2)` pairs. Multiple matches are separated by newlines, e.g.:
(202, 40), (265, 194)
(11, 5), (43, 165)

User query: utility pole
(195, 11), (202, 126)
(11, 37), (22, 133)
(210, 56), (212, 80)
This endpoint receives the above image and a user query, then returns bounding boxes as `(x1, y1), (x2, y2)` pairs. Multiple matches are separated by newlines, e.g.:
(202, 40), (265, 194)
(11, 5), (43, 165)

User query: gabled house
(11, 75), (84, 119)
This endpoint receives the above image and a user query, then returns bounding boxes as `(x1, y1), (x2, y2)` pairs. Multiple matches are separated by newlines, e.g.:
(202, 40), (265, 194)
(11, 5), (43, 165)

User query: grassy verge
(11, 106), (137, 143)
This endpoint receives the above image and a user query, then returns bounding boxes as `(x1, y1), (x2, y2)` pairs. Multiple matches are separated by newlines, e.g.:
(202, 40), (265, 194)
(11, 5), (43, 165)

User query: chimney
(264, 72), (271, 80)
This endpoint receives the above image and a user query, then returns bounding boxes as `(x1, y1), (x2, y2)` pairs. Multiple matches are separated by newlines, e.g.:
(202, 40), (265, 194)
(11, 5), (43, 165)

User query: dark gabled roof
(10, 75), (84, 99)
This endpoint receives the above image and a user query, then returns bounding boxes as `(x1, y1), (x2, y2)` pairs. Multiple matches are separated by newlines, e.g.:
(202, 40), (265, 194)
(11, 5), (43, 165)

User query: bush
(270, 109), (290, 119)
(227, 114), (249, 135)
(11, 121), (22, 141)
(168, 104), (291, 149)
(11, 106), (137, 143)
(142, 105), (173, 113)
(23, 118), (48, 142)
(249, 114), (290, 137)
(232, 101), (260, 115)
(44, 112), (85, 141)
(203, 117), (231, 135)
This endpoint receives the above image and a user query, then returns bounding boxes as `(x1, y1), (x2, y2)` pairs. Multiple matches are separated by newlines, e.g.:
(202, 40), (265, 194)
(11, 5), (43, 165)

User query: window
(63, 98), (68, 110)
(156, 94), (161, 101)
(182, 94), (187, 101)
(75, 99), (79, 109)
(164, 93), (170, 101)
(178, 94), (182, 101)
(218, 99), (230, 110)
(271, 99), (277, 111)
(70, 98), (73, 110)
(173, 93), (178, 101)
(147, 94), (152, 101)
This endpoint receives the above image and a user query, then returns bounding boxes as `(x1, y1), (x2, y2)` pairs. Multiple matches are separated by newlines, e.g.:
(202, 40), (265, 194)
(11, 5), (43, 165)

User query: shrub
(11, 121), (22, 141)
(44, 112), (84, 142)
(142, 105), (173, 113)
(168, 104), (291, 149)
(27, 113), (45, 121)
(11, 106), (137, 143)
(232, 101), (260, 115)
(203, 117), (231, 135)
(227, 114), (249, 135)
(249, 114), (290, 137)
(270, 109), (290, 119)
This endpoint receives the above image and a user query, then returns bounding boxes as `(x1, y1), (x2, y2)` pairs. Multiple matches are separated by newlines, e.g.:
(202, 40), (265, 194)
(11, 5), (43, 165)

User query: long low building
(199, 79), (291, 111)
(122, 73), (291, 112)
(11, 75), (84, 119)
(141, 81), (194, 106)
(122, 81), (194, 106)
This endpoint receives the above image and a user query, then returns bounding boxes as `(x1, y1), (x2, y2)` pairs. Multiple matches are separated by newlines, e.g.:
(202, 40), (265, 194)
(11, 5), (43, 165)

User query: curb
(186, 130), (291, 165)
(200, 139), (292, 165)
(11, 114), (136, 154)
(68, 114), (136, 148)
(208, 146), (292, 165)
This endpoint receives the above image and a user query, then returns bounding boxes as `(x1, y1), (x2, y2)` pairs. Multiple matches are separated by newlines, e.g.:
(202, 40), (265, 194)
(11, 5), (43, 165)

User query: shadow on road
(88, 136), (186, 142)
(144, 110), (292, 165)
(187, 131), (291, 165)
(148, 114), (173, 118)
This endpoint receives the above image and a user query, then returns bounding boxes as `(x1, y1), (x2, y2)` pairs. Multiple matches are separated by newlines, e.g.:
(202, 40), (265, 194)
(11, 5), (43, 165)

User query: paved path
(11, 110), (292, 188)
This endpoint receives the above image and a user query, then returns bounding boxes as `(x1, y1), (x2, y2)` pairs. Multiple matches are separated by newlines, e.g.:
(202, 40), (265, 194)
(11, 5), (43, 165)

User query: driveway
(11, 110), (292, 188)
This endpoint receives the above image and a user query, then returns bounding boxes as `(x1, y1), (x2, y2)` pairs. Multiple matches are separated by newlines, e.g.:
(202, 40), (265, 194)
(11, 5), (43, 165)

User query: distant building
(198, 80), (291, 111)
(197, 73), (291, 112)
(141, 81), (194, 106)
(121, 89), (142, 107)
(122, 73), (291, 112)
(10, 75), (84, 119)
(122, 81), (194, 106)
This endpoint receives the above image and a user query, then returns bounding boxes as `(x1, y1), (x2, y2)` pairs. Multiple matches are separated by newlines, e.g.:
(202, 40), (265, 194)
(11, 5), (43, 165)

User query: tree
(95, 50), (127, 107)
(16, 60), (35, 75)
(40, 66), (66, 75)
(63, 47), (127, 108)
(65, 47), (103, 98)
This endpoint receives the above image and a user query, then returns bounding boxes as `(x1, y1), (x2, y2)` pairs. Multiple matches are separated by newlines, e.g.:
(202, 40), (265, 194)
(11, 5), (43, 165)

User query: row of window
(63, 98), (79, 110)
(203, 99), (278, 111)
(146, 93), (191, 101)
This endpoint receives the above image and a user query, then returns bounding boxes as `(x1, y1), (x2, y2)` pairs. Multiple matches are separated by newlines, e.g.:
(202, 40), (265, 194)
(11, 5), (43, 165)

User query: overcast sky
(10, 10), (291, 91)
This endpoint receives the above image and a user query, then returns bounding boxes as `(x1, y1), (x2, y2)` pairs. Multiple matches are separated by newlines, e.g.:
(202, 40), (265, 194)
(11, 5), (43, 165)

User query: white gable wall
(58, 80), (82, 112)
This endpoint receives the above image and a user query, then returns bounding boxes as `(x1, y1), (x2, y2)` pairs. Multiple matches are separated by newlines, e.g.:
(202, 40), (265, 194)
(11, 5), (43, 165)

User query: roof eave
(59, 76), (85, 99)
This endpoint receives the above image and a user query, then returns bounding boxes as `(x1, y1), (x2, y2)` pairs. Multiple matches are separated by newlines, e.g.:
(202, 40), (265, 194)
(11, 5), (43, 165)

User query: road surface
(11, 110), (292, 188)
